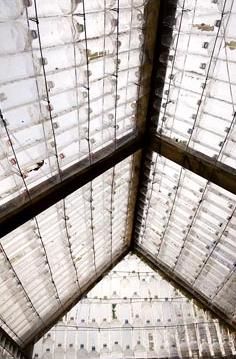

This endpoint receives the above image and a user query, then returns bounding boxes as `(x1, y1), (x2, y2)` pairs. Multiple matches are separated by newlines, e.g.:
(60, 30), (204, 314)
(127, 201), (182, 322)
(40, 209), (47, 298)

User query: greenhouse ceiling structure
(0, 0), (236, 358)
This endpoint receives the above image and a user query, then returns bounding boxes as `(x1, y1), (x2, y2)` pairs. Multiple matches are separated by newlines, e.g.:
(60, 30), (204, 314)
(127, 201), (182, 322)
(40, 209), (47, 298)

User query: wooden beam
(130, 0), (178, 250)
(134, 246), (236, 331)
(0, 133), (143, 238)
(150, 134), (236, 194)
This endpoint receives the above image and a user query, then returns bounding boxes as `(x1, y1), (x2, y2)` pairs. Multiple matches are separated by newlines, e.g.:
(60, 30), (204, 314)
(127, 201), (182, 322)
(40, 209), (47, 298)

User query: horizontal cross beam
(150, 134), (236, 195)
(0, 132), (143, 238)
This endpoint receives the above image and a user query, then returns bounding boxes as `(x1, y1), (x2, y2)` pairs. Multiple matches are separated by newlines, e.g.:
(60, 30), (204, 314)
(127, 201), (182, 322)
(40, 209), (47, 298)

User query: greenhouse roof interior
(0, 0), (236, 358)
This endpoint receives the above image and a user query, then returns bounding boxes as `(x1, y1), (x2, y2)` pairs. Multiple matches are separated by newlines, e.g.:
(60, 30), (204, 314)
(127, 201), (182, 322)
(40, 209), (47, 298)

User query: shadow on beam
(0, 132), (143, 238)
(150, 134), (236, 195)
(134, 246), (236, 331)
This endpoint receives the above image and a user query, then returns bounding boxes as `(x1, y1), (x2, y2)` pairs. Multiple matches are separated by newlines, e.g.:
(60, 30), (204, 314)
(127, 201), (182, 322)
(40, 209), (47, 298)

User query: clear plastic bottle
(0, 77), (42, 111)
(42, 348), (53, 359)
(157, 344), (168, 359)
(134, 340), (146, 359)
(76, 11), (116, 40)
(32, 17), (80, 48)
(27, 0), (78, 16)
(77, 344), (89, 359)
(111, 341), (123, 358)
(0, 0), (30, 21)
(87, 319), (98, 353)
(123, 345), (134, 359)
(132, 315), (144, 350)
(122, 320), (133, 350)
(66, 343), (76, 359)
(88, 346), (99, 358)
(100, 344), (110, 359)
(0, 21), (36, 55)
(118, 30), (144, 53)
(118, 8), (144, 33)
(100, 318), (110, 350)
(200, 339), (211, 358)
(77, 319), (88, 350)
(0, 52), (41, 84)
(179, 339), (189, 358)
(110, 318), (122, 348)
(211, 338), (222, 358)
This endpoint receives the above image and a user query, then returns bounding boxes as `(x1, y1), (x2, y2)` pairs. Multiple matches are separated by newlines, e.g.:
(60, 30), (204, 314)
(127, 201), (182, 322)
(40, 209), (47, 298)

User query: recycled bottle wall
(0, 155), (136, 346)
(33, 255), (236, 358)
(0, 0), (147, 206)
(156, 0), (236, 168)
(0, 347), (15, 359)
(136, 152), (236, 326)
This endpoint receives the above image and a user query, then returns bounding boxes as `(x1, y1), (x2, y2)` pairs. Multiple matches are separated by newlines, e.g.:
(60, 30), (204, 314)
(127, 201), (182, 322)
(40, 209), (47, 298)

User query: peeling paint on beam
(0, 133), (143, 238)
(150, 134), (236, 195)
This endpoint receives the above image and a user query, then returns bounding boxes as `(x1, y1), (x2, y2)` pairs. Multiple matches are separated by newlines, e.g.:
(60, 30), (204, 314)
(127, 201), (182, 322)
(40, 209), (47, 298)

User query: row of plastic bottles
(1, 0), (233, 20)
(34, 338), (234, 358)
(0, 8), (144, 55)
(0, 0), (147, 20)
(32, 255), (236, 358)
(32, 311), (234, 357)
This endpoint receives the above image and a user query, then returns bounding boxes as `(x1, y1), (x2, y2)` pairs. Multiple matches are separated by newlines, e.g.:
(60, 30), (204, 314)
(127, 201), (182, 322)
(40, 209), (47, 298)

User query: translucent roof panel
(0, 0), (147, 205)
(0, 154), (136, 347)
(33, 254), (236, 358)
(136, 152), (236, 326)
(0, 348), (14, 359)
(156, 0), (236, 168)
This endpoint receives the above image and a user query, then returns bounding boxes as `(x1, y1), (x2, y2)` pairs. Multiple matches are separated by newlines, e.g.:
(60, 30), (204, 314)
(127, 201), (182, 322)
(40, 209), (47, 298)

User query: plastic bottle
(0, 0), (30, 21)
(77, 319), (88, 350)
(88, 346), (99, 358)
(134, 340), (146, 359)
(26, 0), (74, 16)
(32, 17), (80, 48)
(132, 314), (143, 346)
(100, 318), (110, 350)
(77, 344), (89, 358)
(54, 344), (65, 359)
(111, 341), (123, 358)
(0, 21), (36, 55)
(122, 320), (133, 350)
(118, 8), (144, 33)
(67, 343), (76, 359)
(200, 339), (211, 358)
(87, 319), (99, 353)
(110, 318), (122, 347)
(118, 30), (144, 53)
(123, 345), (134, 359)
(75, 11), (116, 41)
(42, 348), (53, 359)
(0, 51), (41, 84)
(100, 344), (110, 359)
